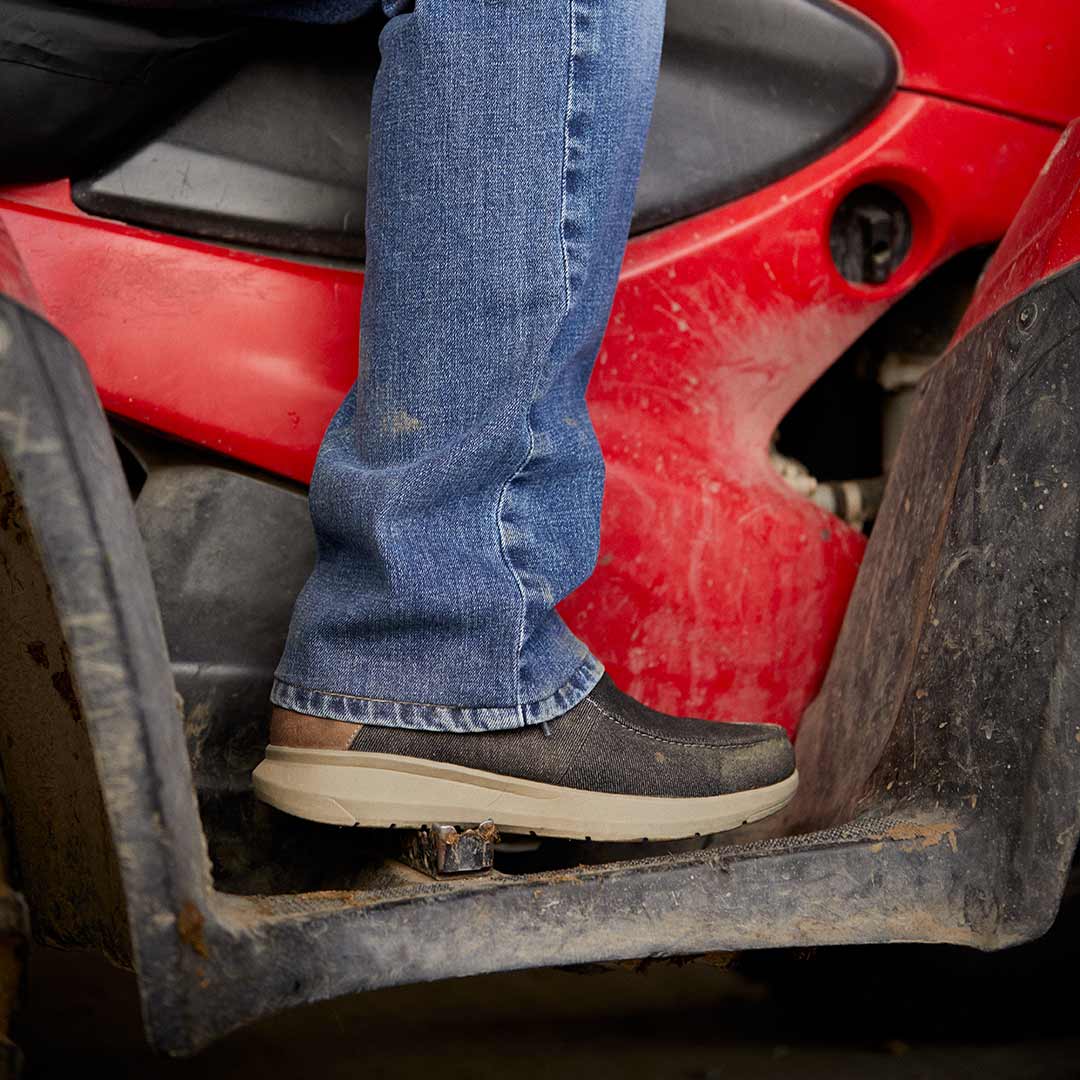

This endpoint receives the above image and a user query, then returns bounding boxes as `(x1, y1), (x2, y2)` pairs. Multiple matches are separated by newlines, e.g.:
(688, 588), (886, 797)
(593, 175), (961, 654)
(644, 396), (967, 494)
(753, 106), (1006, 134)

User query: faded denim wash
(271, 0), (667, 730)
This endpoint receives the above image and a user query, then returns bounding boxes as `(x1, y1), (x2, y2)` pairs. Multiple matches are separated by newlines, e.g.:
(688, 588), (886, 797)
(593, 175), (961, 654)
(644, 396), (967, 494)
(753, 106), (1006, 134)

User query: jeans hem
(270, 653), (605, 732)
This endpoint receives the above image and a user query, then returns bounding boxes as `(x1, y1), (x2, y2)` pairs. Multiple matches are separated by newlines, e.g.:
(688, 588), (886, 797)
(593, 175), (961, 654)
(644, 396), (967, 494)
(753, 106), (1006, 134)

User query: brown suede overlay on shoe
(270, 707), (356, 750)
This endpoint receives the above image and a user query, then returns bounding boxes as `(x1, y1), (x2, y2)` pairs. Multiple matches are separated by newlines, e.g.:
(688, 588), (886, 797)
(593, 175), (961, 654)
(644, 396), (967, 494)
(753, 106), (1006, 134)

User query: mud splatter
(875, 821), (960, 854)
(50, 669), (80, 724)
(25, 640), (48, 669)
(177, 901), (209, 958)
(387, 410), (422, 434)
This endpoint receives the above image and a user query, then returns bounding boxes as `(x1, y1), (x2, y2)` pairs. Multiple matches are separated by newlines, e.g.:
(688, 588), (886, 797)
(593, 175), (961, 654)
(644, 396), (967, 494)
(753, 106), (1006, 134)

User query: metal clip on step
(398, 820), (499, 878)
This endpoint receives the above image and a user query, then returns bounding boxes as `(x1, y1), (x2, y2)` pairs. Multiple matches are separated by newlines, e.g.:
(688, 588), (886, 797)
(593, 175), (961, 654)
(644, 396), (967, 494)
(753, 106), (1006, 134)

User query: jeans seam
(494, 0), (578, 721)
(495, 423), (535, 719)
(274, 675), (473, 709)
(272, 651), (601, 715)
(558, 0), (577, 317)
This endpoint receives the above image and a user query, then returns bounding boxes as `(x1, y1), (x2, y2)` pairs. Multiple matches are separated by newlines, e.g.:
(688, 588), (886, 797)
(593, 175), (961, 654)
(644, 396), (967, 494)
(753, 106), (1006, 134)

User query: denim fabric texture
(271, 0), (667, 731)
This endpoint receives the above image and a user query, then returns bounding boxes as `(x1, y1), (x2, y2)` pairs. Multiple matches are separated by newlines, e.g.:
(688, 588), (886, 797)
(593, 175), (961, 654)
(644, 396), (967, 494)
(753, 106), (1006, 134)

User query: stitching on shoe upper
(552, 706), (601, 787)
(589, 698), (773, 749)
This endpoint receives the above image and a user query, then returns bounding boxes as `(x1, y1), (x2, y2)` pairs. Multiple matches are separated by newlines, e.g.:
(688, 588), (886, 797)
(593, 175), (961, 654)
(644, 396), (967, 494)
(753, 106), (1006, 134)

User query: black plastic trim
(58, 0), (897, 258)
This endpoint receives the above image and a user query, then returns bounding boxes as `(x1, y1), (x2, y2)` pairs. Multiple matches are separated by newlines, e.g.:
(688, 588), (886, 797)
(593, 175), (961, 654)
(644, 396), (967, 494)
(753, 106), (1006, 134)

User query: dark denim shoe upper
(347, 675), (794, 798)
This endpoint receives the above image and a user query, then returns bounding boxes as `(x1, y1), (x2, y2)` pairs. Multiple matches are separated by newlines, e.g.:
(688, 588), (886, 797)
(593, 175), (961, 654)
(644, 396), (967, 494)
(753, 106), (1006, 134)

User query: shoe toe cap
(713, 723), (795, 792)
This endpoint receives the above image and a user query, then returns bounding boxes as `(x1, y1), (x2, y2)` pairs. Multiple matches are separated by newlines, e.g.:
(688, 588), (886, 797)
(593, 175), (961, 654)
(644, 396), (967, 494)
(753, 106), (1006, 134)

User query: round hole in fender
(829, 184), (913, 286)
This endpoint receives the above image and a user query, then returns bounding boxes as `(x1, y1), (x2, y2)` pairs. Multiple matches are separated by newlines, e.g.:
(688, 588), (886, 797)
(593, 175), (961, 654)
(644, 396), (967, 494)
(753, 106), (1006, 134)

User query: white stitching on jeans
(494, 0), (579, 723)
(495, 422), (535, 720)
(559, 0), (577, 316)
(273, 652), (599, 713)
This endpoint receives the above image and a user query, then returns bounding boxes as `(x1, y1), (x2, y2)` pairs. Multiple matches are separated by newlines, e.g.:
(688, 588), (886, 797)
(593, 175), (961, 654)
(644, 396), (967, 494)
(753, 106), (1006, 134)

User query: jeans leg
(273, 0), (667, 731)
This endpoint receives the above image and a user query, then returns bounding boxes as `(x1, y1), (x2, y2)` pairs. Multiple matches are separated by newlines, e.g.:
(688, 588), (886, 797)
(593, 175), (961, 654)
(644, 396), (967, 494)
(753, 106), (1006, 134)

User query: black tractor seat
(1, 0), (897, 260)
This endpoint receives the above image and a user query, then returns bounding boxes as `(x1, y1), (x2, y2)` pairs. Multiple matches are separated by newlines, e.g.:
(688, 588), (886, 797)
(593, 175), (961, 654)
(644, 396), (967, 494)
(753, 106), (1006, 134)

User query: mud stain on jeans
(385, 410), (423, 435)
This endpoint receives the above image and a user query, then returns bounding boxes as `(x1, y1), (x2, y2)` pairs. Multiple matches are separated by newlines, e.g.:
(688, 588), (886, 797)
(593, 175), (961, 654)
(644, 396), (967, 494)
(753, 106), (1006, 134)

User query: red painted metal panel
(566, 95), (1057, 730)
(847, 0), (1080, 127)
(957, 119), (1080, 341)
(0, 185), (361, 478)
(0, 220), (42, 315)
(0, 92), (1058, 733)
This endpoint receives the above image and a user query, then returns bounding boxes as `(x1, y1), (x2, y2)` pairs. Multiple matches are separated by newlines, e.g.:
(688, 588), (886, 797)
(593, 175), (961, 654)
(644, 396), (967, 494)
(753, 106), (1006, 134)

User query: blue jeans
(271, 0), (666, 730)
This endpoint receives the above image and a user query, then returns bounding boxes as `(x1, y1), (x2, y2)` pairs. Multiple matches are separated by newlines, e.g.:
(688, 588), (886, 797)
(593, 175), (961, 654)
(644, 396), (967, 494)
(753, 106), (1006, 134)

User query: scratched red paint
(565, 93), (1057, 730)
